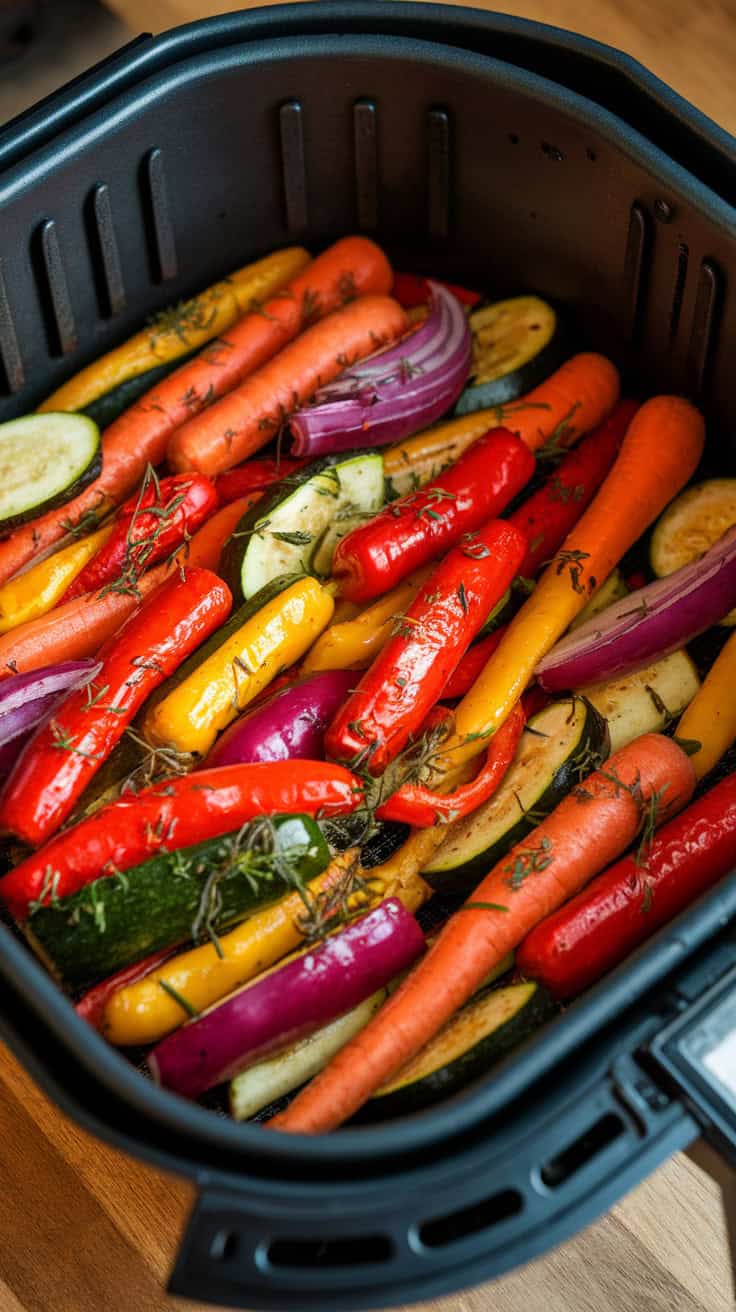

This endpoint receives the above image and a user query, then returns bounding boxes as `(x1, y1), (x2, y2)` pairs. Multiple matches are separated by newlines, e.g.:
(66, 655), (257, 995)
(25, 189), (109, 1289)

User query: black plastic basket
(2, 6), (736, 1308)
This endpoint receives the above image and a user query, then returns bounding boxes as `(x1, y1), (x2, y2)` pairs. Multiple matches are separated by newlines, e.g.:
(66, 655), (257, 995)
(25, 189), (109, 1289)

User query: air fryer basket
(3, 5), (736, 1308)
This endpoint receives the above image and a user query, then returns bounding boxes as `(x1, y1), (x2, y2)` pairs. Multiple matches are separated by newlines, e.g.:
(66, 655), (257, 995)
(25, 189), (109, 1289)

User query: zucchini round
(221, 451), (384, 601)
(423, 696), (609, 893)
(362, 981), (554, 1118)
(454, 295), (566, 415)
(0, 413), (101, 533)
(650, 479), (736, 625)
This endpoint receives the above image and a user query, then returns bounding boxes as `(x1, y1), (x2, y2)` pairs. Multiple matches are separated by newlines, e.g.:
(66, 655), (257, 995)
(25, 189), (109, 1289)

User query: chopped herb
(463, 901), (510, 912)
(673, 736), (703, 757)
(271, 529), (314, 545)
(158, 979), (200, 1018)
(504, 835), (554, 889)
(457, 582), (469, 614)
(553, 548), (591, 595)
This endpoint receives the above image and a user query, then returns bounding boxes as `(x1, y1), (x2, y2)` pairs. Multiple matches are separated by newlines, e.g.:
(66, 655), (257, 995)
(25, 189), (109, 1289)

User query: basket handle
(168, 1062), (697, 1310)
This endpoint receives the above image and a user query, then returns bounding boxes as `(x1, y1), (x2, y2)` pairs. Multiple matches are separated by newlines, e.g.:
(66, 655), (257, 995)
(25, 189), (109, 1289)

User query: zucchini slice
(423, 696), (608, 893)
(454, 295), (565, 415)
(577, 649), (700, 755)
(0, 413), (101, 533)
(26, 814), (329, 990)
(230, 989), (387, 1121)
(221, 451), (384, 600)
(365, 981), (554, 1117)
(650, 479), (736, 625)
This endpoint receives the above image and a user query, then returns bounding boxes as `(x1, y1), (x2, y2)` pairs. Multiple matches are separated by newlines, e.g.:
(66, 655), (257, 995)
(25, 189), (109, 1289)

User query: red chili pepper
(517, 771), (736, 999)
(214, 457), (309, 504)
(377, 701), (526, 826)
(507, 398), (639, 579)
(333, 428), (535, 604)
(440, 627), (509, 699)
(0, 567), (232, 848)
(0, 759), (362, 921)
(326, 519), (527, 774)
(625, 570), (647, 591)
(75, 947), (174, 1030)
(63, 471), (219, 602)
(391, 272), (482, 309)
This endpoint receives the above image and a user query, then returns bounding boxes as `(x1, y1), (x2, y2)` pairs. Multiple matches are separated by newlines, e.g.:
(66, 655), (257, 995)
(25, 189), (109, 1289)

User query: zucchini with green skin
(221, 451), (384, 600)
(82, 352), (197, 430)
(0, 414), (101, 532)
(27, 814), (329, 990)
(230, 989), (387, 1121)
(423, 696), (608, 893)
(454, 295), (566, 415)
(650, 479), (736, 625)
(361, 981), (554, 1117)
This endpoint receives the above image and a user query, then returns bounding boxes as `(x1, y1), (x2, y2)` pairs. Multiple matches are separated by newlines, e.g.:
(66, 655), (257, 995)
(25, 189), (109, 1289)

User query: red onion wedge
(0, 659), (101, 774)
(205, 670), (355, 767)
(537, 525), (736, 692)
(148, 898), (424, 1099)
(289, 281), (472, 457)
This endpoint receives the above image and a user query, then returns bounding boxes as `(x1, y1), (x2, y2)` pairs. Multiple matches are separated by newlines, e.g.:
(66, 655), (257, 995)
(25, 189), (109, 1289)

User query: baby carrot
(269, 733), (695, 1133)
(167, 295), (409, 476)
(0, 237), (392, 586)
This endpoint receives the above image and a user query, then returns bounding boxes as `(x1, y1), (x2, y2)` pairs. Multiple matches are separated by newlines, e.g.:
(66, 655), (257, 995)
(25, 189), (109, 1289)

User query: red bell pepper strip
(326, 519), (527, 774)
(0, 759), (363, 921)
(517, 771), (736, 999)
(441, 627), (508, 700)
(333, 428), (535, 603)
(0, 567), (232, 847)
(214, 457), (308, 504)
(507, 398), (639, 579)
(377, 701), (526, 826)
(391, 272), (482, 309)
(75, 947), (174, 1030)
(63, 471), (219, 602)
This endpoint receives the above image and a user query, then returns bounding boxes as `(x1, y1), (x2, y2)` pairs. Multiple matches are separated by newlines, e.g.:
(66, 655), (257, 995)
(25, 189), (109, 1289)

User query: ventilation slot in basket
(353, 99), (378, 232)
(37, 219), (77, 356)
(668, 242), (689, 345)
(687, 258), (722, 399)
(0, 261), (24, 393)
(90, 183), (126, 317)
(540, 1112), (624, 1188)
(418, 1188), (522, 1248)
(142, 148), (177, 283)
(622, 202), (651, 346)
(427, 108), (451, 240)
(279, 101), (308, 235)
(267, 1233), (394, 1269)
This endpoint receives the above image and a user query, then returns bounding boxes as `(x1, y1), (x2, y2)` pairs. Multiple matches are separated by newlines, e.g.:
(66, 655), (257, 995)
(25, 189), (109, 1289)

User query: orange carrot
(438, 395), (706, 774)
(168, 295), (409, 476)
(0, 495), (257, 676)
(269, 733), (695, 1133)
(500, 352), (620, 454)
(0, 236), (392, 587)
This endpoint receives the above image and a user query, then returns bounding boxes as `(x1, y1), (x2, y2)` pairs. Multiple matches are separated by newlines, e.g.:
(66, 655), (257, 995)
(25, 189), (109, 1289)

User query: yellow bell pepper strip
(434, 395), (706, 778)
(0, 522), (113, 634)
(675, 631), (736, 780)
(301, 568), (432, 674)
(38, 246), (311, 414)
(102, 851), (430, 1045)
(143, 575), (335, 755)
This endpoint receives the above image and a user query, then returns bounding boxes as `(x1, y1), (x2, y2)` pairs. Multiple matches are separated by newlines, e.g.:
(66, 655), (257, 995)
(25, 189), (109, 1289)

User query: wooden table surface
(3, 1), (736, 1310)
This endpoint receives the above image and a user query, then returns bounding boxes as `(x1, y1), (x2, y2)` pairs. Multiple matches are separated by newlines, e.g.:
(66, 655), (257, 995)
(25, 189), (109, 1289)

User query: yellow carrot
(38, 247), (311, 414)
(0, 523), (113, 634)
(143, 576), (334, 755)
(301, 568), (432, 673)
(676, 630), (736, 780)
(102, 852), (430, 1045)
